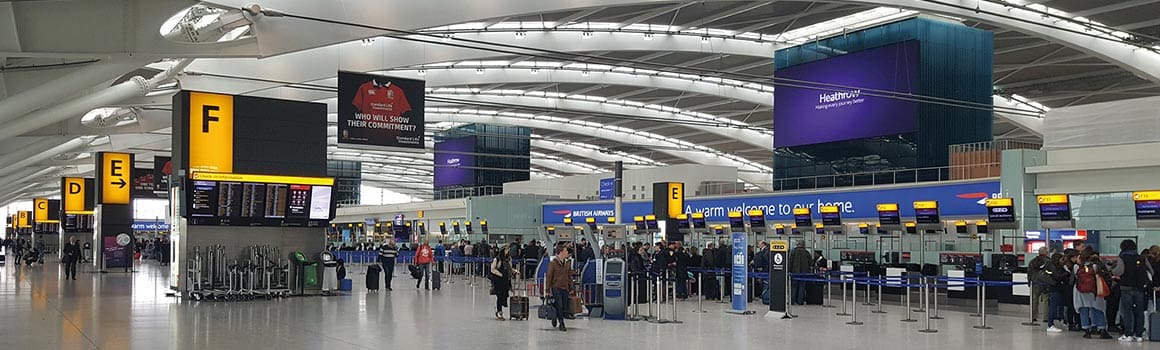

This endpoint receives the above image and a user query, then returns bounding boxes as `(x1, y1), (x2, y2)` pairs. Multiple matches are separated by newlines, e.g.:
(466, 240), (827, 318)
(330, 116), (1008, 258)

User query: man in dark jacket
(62, 237), (82, 280)
(1113, 239), (1153, 342)
(671, 241), (690, 299)
(787, 241), (814, 305)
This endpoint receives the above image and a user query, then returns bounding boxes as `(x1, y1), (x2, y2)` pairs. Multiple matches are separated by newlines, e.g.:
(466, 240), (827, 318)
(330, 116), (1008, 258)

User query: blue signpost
(728, 232), (754, 315)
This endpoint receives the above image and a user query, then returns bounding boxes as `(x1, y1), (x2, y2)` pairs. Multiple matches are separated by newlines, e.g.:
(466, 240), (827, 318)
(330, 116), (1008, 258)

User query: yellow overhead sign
(747, 209), (764, 217)
(913, 201), (939, 209)
(955, 221), (967, 227)
(676, 214), (688, 220)
(17, 211), (31, 228)
(1133, 191), (1160, 201)
(190, 172), (334, 186)
(666, 182), (684, 218)
(99, 152), (132, 205)
(728, 211), (742, 218)
(189, 91), (234, 173)
(985, 198), (1014, 207)
(633, 216), (644, 222)
(876, 203), (899, 211)
(792, 208), (811, 215)
(34, 198), (58, 223)
(819, 206), (839, 214)
(904, 222), (917, 228)
(1037, 194), (1069, 204)
(770, 240), (788, 252)
(644, 214), (657, 221)
(690, 212), (704, 219)
(62, 177), (89, 214)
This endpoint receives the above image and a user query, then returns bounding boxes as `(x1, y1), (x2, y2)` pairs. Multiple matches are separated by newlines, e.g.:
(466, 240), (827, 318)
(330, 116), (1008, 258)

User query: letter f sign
(202, 105), (220, 133)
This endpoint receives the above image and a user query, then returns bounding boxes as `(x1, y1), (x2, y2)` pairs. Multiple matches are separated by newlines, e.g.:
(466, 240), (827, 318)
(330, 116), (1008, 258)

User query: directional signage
(17, 211), (31, 228)
(34, 198), (60, 224)
(61, 177), (94, 214)
(913, 201), (940, 225)
(876, 203), (901, 226)
(188, 91), (234, 173)
(97, 152), (133, 205)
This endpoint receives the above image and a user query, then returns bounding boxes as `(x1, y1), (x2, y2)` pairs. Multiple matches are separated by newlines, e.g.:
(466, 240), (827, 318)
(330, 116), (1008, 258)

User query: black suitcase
(431, 268), (441, 290)
(806, 282), (825, 305)
(366, 265), (381, 291)
(510, 296), (529, 320)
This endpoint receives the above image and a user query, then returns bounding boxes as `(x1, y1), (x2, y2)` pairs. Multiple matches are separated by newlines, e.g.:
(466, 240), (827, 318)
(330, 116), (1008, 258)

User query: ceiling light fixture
(582, 31), (593, 39)
(475, 68), (485, 75)
(530, 68), (539, 75)
(417, 69), (427, 76)
(515, 31), (527, 39)
(701, 35), (711, 43)
(643, 32), (654, 40)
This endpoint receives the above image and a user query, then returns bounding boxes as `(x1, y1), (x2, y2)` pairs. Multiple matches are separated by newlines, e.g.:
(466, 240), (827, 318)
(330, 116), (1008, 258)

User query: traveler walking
(62, 237), (82, 280)
(545, 246), (574, 331)
(490, 245), (518, 320)
(378, 240), (398, 290)
(415, 240), (434, 290)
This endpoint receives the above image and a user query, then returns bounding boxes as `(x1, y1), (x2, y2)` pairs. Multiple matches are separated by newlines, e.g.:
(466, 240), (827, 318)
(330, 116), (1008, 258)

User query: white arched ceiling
(203, 0), (1160, 83)
(425, 112), (773, 186)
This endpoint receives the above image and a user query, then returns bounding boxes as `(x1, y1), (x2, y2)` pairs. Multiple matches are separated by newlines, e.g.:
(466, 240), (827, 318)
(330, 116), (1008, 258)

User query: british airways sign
(543, 180), (1000, 224)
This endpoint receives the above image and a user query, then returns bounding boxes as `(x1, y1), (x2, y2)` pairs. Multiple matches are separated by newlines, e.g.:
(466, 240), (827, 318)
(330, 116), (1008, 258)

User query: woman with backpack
(1073, 252), (1113, 339)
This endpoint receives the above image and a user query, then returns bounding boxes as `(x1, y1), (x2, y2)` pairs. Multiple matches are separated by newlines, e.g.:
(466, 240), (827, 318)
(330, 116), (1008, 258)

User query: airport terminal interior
(3, 0), (1160, 349)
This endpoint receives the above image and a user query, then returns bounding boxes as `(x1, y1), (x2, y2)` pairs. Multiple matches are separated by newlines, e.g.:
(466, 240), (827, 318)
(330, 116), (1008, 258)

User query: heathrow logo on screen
(816, 89), (864, 111)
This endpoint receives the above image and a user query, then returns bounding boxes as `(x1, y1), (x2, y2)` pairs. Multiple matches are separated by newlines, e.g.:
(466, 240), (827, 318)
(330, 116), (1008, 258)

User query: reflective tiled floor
(0, 260), (1153, 349)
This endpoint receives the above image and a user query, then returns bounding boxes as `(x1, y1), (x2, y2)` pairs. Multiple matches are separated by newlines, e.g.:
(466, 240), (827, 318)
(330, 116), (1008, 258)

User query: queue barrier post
(836, 273), (851, 317)
(692, 270), (707, 313)
(872, 276), (887, 314)
(970, 278), (982, 317)
(930, 276), (943, 320)
(863, 274), (875, 306)
(918, 277), (938, 334)
(973, 280), (993, 330)
(669, 275), (683, 324)
(901, 278), (917, 323)
(1021, 283), (1040, 326)
(823, 273), (836, 308)
(846, 277), (863, 326)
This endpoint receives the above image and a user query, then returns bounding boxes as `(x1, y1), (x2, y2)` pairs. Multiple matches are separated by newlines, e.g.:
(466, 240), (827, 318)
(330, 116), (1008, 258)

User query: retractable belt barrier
(782, 273), (1027, 333)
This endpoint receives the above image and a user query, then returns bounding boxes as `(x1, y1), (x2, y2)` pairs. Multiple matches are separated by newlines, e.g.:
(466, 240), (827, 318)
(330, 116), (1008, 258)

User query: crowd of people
(1029, 239), (1157, 342)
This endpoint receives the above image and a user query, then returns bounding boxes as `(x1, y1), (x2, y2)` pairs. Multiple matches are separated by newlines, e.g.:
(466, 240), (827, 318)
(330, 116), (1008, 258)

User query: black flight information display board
(186, 172), (335, 227)
(1036, 194), (1072, 221)
(877, 203), (901, 225)
(793, 208), (813, 227)
(820, 206), (842, 226)
(913, 201), (940, 224)
(1133, 191), (1160, 221)
(985, 198), (1017, 223)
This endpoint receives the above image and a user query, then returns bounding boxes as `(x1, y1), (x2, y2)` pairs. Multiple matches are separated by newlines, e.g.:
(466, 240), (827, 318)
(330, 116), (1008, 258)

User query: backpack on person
(1076, 265), (1096, 293)
(1121, 254), (1153, 289)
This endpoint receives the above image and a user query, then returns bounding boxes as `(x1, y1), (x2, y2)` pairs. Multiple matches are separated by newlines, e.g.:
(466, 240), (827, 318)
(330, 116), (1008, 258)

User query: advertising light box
(337, 71), (426, 151)
(773, 40), (920, 148)
(433, 136), (476, 188)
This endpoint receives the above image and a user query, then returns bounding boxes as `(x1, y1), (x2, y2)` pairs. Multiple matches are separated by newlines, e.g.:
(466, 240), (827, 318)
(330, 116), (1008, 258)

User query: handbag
(537, 298), (558, 320)
(1096, 273), (1111, 298)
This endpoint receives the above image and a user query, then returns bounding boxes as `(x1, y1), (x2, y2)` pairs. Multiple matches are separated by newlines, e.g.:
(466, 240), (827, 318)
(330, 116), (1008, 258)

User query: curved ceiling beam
(530, 138), (663, 168)
(180, 28), (776, 97)
(427, 93), (772, 149)
(426, 112), (768, 188)
(211, 0), (1160, 84)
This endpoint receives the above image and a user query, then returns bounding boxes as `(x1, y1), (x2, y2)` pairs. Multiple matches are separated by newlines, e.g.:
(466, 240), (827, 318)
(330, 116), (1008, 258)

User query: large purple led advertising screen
(773, 40), (920, 148)
(433, 136), (476, 188)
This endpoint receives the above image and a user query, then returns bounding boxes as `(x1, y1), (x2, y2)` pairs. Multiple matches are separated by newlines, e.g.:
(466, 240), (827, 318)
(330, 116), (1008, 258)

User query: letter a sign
(97, 152), (133, 205)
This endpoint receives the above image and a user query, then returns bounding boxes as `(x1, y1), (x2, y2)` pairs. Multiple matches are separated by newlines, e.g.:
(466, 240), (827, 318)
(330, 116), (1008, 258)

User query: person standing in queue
(1028, 247), (1051, 321)
(62, 237), (82, 280)
(787, 241), (814, 305)
(490, 245), (518, 320)
(415, 239), (434, 290)
(378, 240), (398, 291)
(545, 246), (573, 331)
(1112, 239), (1153, 342)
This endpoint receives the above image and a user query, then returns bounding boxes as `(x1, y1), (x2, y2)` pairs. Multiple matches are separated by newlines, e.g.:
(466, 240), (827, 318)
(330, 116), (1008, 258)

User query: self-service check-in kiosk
(603, 258), (626, 320)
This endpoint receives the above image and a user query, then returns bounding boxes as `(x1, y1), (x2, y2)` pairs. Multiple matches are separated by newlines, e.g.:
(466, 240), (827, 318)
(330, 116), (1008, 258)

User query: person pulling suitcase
(378, 240), (399, 291)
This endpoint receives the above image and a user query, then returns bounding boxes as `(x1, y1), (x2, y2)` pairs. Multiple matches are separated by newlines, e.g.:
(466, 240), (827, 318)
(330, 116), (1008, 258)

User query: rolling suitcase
(431, 268), (441, 290)
(1151, 292), (1160, 341)
(805, 282), (825, 305)
(510, 292), (530, 320)
(366, 264), (382, 291)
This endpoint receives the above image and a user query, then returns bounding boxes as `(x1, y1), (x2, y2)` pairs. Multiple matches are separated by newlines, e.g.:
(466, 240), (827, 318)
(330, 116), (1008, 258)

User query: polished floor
(0, 259), (1153, 350)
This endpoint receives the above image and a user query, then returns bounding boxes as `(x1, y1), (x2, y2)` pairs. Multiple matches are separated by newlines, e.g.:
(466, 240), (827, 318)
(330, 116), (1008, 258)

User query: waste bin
(290, 251), (320, 295)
